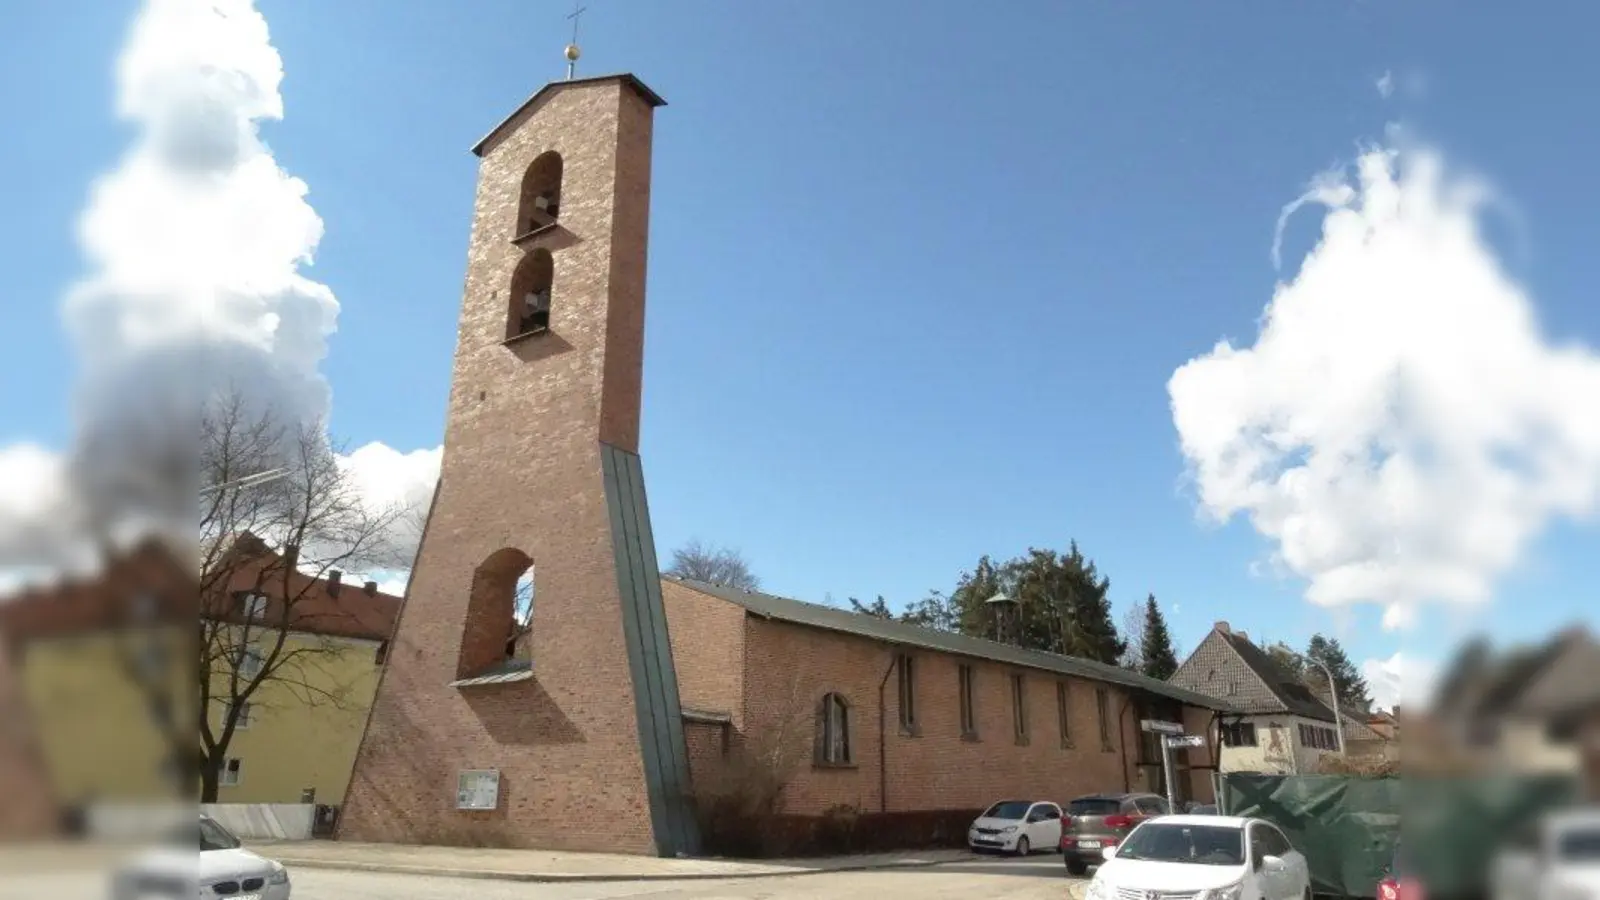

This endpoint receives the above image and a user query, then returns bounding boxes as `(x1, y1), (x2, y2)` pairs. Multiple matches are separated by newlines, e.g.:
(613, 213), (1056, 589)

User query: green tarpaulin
(1220, 774), (1401, 898)
(1218, 773), (1579, 899)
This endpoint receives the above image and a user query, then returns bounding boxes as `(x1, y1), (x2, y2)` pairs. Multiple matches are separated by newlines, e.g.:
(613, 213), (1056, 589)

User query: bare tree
(195, 390), (404, 802)
(691, 671), (812, 853)
(1119, 603), (1147, 671)
(665, 539), (760, 592)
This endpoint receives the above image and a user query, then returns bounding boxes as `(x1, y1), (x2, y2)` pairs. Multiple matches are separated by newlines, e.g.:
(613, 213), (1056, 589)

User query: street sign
(1165, 734), (1204, 749)
(1140, 719), (1185, 735)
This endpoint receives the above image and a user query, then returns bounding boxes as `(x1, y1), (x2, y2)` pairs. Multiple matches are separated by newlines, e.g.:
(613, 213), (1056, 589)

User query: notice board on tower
(456, 769), (500, 811)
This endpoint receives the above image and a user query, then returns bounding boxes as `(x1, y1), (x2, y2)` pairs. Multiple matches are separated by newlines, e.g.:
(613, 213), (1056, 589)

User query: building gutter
(1118, 693), (1136, 792)
(878, 652), (898, 813)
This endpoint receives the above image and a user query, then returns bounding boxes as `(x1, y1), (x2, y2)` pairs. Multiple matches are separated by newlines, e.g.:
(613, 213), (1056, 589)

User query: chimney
(327, 569), (342, 596)
(363, 580), (378, 596)
(1236, 631), (1249, 642)
(1214, 621), (1231, 634)
(282, 543), (300, 573)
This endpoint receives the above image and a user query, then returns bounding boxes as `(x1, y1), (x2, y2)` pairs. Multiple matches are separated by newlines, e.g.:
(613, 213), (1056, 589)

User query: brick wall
(338, 78), (666, 854)
(684, 721), (729, 787)
(661, 580), (745, 726)
(733, 613), (1183, 816)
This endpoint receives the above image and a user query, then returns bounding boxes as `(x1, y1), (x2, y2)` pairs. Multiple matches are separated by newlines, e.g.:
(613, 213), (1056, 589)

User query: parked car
(1189, 803), (1220, 815)
(1060, 792), (1171, 875)
(968, 799), (1065, 856)
(112, 813), (293, 899)
(1085, 814), (1312, 900)
(1489, 807), (1600, 900)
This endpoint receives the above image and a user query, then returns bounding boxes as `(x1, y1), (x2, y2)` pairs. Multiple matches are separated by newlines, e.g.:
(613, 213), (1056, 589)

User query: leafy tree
(665, 540), (760, 592)
(1139, 593), (1179, 680)
(1305, 634), (1372, 712)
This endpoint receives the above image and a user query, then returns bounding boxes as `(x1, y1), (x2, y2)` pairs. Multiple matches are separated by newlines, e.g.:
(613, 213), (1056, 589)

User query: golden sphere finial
(564, 43), (581, 62)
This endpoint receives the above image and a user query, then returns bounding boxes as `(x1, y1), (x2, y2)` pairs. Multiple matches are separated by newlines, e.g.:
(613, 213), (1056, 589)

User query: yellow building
(202, 621), (391, 804)
(0, 539), (401, 810)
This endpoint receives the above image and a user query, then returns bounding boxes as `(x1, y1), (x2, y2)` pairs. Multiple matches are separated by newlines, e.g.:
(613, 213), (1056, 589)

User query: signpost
(1140, 721), (1201, 813)
(1141, 719), (1184, 735)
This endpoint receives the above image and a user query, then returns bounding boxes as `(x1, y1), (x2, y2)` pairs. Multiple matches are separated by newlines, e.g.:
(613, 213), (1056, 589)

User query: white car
(1490, 807), (1600, 900)
(1085, 814), (1311, 900)
(968, 799), (1065, 856)
(112, 813), (292, 899)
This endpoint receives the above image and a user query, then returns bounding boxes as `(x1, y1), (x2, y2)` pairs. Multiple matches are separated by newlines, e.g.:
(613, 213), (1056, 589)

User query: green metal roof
(666, 576), (1239, 712)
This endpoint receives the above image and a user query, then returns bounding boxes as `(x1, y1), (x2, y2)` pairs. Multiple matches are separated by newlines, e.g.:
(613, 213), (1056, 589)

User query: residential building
(0, 629), (59, 838)
(1424, 626), (1599, 781)
(1170, 621), (1386, 775)
(200, 537), (401, 805)
(0, 537), (400, 811)
(0, 538), (194, 808)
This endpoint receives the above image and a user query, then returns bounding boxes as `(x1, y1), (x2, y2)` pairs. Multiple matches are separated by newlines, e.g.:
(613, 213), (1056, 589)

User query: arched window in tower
(516, 151), (563, 237)
(506, 568), (534, 661)
(458, 547), (532, 679)
(508, 248), (554, 338)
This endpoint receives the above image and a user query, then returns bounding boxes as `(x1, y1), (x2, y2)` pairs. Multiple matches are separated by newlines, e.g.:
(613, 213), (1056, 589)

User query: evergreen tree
(929, 542), (1126, 665)
(1265, 641), (1307, 681)
(1305, 634), (1372, 712)
(1058, 541), (1125, 665)
(899, 591), (958, 631)
(947, 555), (1008, 641)
(848, 595), (894, 619)
(1139, 593), (1179, 680)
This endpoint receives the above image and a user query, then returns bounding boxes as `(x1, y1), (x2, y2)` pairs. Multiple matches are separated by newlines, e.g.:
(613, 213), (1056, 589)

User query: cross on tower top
(564, 2), (587, 80)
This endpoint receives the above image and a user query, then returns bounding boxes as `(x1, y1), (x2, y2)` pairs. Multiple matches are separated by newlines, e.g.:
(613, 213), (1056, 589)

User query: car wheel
(1016, 836), (1030, 856)
(1067, 859), (1088, 876)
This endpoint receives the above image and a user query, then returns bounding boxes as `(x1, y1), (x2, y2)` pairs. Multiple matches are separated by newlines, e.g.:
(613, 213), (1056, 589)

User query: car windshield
(1069, 798), (1123, 816)
(1557, 828), (1600, 862)
(198, 817), (242, 852)
(1112, 822), (1244, 866)
(983, 801), (1033, 820)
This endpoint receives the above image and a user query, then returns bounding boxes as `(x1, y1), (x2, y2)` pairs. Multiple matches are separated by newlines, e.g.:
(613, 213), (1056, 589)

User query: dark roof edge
(471, 73), (667, 157)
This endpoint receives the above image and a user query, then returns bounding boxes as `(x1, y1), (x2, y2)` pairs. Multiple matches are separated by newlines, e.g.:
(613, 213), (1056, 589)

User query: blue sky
(4, 0), (1598, 706)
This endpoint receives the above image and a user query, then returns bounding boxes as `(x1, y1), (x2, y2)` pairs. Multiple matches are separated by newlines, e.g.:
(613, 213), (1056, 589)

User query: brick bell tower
(338, 72), (699, 857)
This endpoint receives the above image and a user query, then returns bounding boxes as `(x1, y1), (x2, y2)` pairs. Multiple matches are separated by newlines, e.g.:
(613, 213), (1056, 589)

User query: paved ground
(0, 853), (1088, 899)
(262, 838), (975, 880)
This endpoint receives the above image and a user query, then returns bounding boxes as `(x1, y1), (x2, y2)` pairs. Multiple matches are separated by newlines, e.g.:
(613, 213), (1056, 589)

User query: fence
(200, 803), (318, 841)
(1218, 772), (1580, 899)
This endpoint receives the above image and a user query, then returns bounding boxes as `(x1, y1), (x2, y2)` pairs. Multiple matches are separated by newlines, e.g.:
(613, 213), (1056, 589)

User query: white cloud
(1361, 651), (1439, 711)
(1376, 71), (1395, 99)
(0, 445), (78, 568)
(0, 0), (439, 573)
(338, 442), (442, 566)
(1170, 144), (1600, 629)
